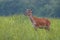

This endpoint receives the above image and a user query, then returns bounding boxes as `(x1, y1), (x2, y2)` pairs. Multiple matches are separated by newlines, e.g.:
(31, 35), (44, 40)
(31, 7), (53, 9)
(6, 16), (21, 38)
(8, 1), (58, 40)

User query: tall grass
(0, 15), (60, 40)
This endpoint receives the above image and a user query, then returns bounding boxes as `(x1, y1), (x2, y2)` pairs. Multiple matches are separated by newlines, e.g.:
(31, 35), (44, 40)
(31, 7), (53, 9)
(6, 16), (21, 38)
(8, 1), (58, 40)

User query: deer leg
(38, 25), (44, 29)
(34, 26), (38, 31)
(45, 26), (50, 31)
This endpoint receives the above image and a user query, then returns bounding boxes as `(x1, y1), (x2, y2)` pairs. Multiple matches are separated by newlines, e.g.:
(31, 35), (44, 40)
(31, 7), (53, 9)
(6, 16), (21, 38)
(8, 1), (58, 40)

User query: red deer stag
(24, 9), (51, 31)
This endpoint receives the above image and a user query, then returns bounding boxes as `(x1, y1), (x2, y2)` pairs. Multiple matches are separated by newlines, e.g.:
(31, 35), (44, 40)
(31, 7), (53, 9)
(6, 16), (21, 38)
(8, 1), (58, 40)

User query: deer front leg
(32, 22), (38, 31)
(45, 26), (50, 31)
(33, 24), (38, 31)
(34, 26), (38, 31)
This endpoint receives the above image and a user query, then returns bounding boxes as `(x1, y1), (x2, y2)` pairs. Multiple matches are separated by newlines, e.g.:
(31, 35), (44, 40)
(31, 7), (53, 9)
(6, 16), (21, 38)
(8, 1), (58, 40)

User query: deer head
(24, 9), (32, 16)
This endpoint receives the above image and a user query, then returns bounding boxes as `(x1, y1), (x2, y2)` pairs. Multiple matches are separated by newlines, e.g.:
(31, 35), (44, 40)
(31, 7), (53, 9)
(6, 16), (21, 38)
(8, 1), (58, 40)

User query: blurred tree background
(0, 0), (60, 18)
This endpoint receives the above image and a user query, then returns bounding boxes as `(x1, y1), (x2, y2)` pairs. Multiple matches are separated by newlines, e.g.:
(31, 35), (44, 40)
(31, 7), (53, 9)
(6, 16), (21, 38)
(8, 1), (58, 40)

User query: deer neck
(29, 15), (33, 21)
(29, 15), (36, 25)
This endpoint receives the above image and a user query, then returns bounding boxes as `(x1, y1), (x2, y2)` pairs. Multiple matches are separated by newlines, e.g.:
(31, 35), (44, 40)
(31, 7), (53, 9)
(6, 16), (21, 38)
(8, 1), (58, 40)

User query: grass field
(0, 15), (60, 40)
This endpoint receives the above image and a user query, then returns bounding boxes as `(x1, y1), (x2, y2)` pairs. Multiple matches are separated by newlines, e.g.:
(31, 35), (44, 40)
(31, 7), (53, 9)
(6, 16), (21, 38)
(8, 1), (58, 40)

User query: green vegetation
(0, 0), (60, 17)
(0, 15), (60, 40)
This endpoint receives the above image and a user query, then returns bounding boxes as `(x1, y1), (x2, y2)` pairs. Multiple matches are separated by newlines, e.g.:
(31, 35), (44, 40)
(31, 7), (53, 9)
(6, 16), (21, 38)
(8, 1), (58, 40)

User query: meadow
(0, 15), (60, 40)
